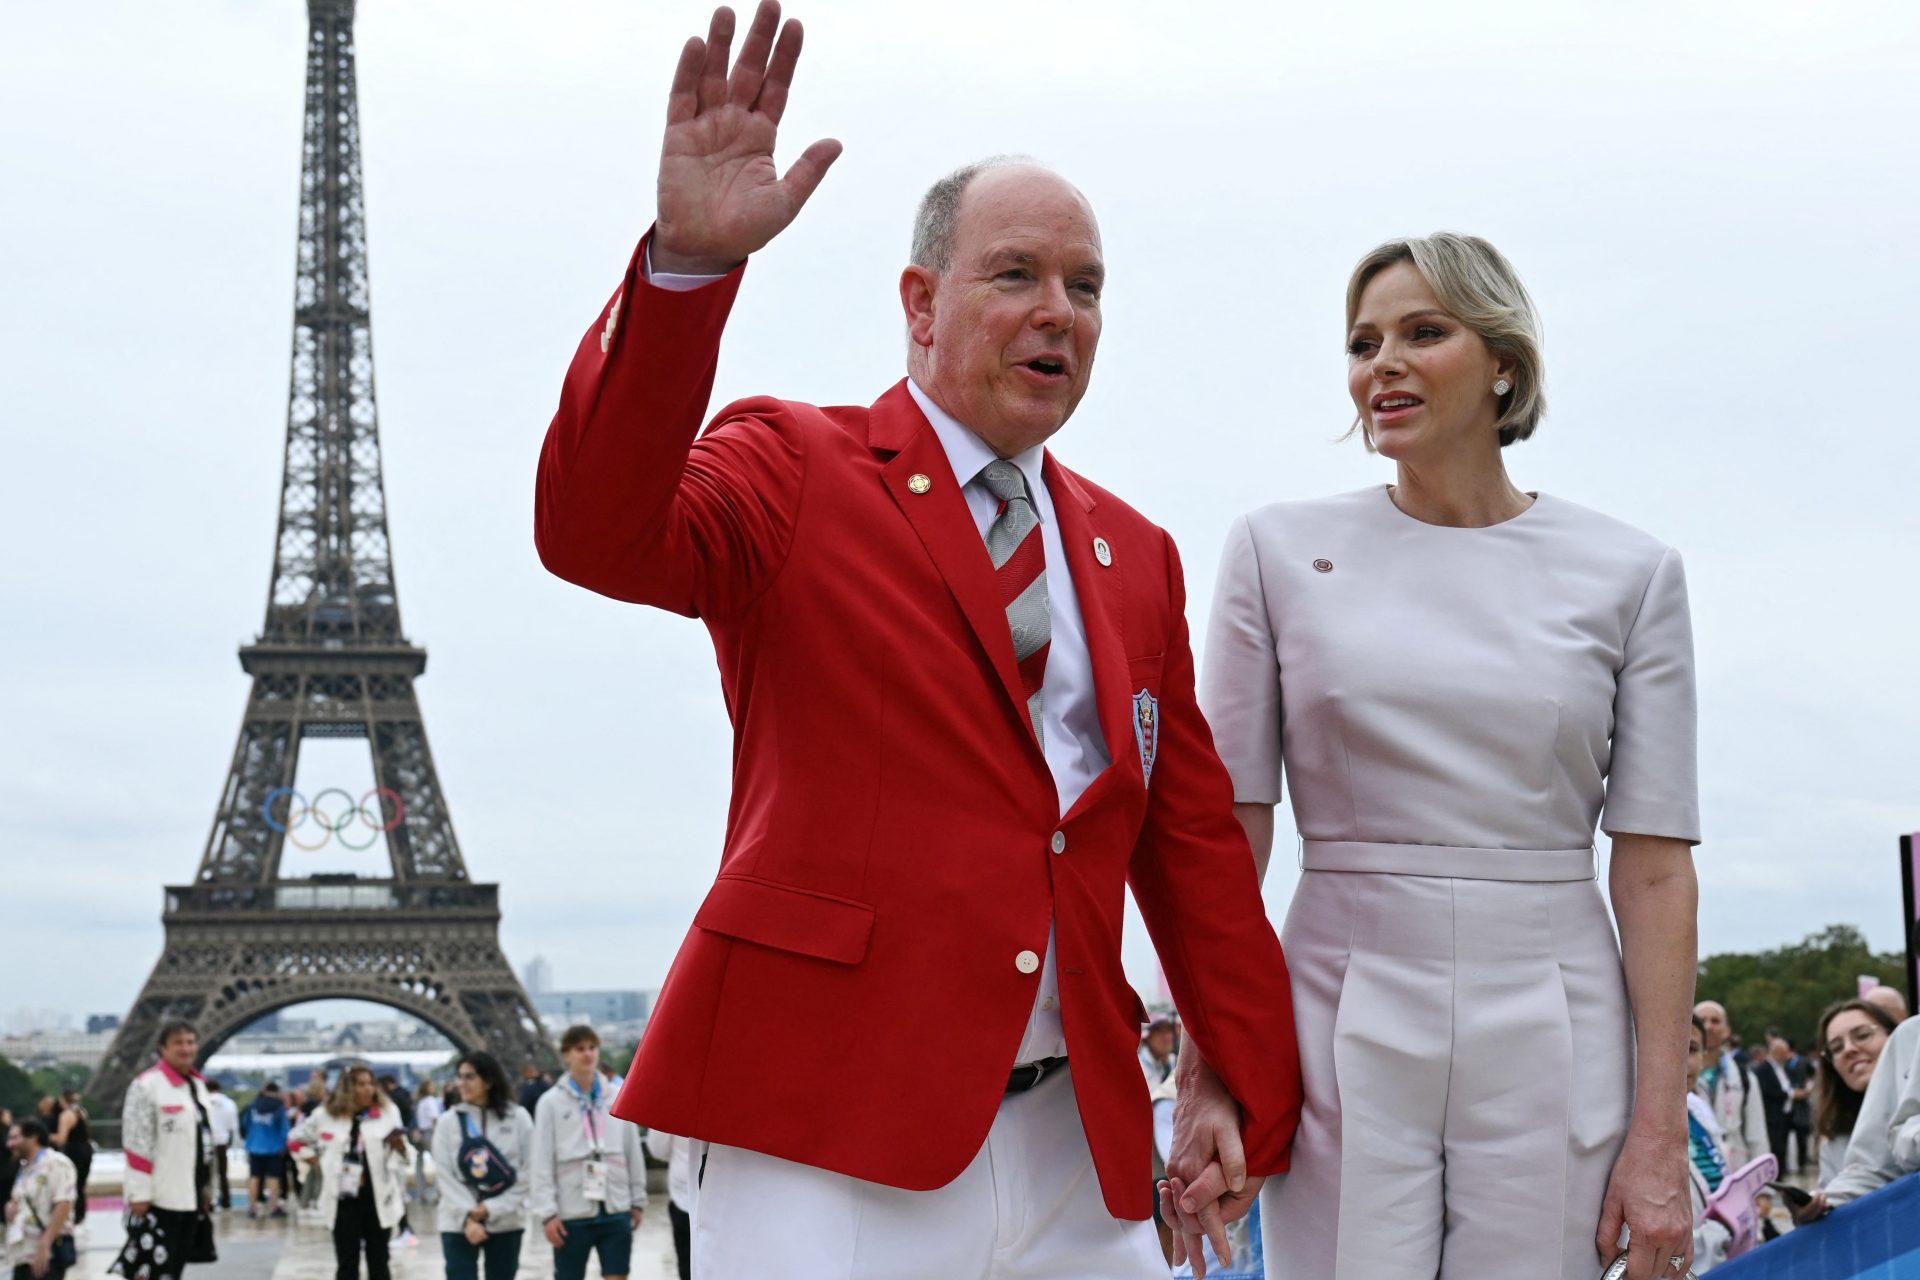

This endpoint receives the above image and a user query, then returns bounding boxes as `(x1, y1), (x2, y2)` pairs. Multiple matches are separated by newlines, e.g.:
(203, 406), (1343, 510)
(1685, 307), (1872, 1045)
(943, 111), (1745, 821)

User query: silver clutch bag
(1601, 1257), (1697, 1280)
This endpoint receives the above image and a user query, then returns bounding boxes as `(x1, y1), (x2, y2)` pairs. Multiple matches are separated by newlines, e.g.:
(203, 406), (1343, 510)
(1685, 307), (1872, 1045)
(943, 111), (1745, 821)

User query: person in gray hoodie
(531, 1027), (645, 1280)
(431, 1052), (534, 1280)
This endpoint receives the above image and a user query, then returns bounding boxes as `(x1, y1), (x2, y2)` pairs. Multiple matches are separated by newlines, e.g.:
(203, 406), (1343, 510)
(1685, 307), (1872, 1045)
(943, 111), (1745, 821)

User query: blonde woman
(1193, 234), (1701, 1280)
(290, 1063), (410, 1280)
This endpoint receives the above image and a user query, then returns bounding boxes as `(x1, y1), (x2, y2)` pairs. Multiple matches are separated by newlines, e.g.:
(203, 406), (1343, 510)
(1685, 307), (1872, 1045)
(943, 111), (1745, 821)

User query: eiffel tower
(90, 0), (551, 1109)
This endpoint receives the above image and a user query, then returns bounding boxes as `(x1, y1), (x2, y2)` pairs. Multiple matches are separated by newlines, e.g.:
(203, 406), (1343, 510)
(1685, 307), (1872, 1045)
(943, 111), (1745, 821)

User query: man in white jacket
(120, 1020), (214, 1276)
(1695, 1001), (1770, 1166)
(530, 1027), (645, 1280)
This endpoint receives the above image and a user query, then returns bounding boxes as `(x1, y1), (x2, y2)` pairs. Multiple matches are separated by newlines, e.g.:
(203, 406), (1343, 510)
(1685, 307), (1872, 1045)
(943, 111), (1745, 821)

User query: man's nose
(1030, 275), (1075, 331)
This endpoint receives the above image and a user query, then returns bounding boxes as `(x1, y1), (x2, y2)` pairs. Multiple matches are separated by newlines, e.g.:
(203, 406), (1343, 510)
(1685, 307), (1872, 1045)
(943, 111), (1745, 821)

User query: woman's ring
(1669, 1259), (1688, 1274)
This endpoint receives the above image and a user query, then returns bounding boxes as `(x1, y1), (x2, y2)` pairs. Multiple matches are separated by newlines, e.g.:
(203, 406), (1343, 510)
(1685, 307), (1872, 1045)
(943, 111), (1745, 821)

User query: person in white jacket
(1695, 1002), (1771, 1168)
(430, 1051), (534, 1280)
(530, 1027), (644, 1280)
(1794, 1014), (1920, 1223)
(642, 1125), (692, 1280)
(291, 1062), (410, 1280)
(119, 1019), (215, 1277)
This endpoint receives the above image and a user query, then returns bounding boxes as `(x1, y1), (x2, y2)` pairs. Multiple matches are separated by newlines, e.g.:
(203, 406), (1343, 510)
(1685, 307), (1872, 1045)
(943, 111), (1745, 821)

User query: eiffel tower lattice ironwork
(91, 0), (550, 1109)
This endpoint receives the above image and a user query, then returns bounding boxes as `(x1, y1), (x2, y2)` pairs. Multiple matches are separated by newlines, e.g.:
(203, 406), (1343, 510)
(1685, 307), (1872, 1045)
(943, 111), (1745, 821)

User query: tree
(1697, 924), (1909, 1050)
(0, 1054), (36, 1116)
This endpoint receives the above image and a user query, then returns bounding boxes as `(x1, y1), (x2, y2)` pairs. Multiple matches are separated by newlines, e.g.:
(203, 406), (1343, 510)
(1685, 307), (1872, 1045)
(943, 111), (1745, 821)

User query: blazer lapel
(1044, 453), (1134, 804)
(871, 383), (1032, 731)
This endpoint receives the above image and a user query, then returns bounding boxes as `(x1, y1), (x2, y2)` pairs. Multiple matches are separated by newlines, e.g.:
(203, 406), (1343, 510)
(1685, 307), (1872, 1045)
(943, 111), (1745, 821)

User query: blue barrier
(1713, 1174), (1920, 1278)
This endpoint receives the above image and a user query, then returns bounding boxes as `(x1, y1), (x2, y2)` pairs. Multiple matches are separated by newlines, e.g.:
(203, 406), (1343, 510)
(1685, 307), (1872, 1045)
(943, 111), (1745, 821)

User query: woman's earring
(1493, 379), (1512, 396)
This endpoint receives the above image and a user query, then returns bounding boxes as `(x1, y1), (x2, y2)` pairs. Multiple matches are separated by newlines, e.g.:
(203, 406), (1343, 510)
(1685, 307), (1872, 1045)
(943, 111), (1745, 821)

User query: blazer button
(1015, 950), (1040, 974)
(1050, 831), (1067, 854)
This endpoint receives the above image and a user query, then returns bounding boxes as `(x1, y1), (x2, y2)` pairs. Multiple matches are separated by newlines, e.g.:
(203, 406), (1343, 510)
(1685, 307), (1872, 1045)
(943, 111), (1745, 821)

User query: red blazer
(534, 234), (1301, 1218)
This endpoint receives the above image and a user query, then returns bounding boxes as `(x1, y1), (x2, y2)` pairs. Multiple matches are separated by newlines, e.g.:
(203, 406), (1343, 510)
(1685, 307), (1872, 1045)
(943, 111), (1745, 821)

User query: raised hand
(652, 1), (842, 274)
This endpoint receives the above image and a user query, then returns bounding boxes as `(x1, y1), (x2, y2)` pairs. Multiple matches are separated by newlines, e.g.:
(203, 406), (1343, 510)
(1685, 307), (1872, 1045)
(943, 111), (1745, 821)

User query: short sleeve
(1199, 514), (1284, 805)
(1600, 546), (1701, 843)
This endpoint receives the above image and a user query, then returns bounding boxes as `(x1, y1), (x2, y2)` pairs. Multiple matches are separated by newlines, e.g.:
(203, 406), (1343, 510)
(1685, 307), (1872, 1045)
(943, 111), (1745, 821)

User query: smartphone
(1766, 1181), (1813, 1210)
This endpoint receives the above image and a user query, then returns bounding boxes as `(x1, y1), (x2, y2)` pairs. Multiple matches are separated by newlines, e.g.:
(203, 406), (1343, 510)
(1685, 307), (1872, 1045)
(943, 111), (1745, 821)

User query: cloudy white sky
(3, 1), (1917, 1026)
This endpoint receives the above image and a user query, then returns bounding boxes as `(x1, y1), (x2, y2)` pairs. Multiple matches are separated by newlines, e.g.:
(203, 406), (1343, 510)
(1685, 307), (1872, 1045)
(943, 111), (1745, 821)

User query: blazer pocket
(693, 874), (875, 965)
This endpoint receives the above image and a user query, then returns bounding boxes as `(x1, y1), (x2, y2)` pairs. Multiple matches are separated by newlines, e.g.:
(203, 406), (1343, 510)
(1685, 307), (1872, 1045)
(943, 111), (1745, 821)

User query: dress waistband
(1300, 840), (1596, 882)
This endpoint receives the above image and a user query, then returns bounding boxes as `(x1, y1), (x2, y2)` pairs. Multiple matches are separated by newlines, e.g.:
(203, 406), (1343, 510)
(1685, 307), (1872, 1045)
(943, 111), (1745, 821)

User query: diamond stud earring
(1493, 379), (1512, 396)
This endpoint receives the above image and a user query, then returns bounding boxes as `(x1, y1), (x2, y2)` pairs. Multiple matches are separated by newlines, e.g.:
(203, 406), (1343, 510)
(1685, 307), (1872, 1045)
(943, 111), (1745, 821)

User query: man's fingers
(696, 6), (736, 113)
(753, 18), (805, 123)
(780, 138), (842, 209)
(727, 0), (780, 106)
(1216, 1118), (1247, 1194)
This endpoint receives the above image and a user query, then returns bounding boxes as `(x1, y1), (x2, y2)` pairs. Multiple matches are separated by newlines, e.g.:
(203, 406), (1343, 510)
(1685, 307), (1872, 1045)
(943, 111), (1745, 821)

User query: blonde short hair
(1345, 233), (1546, 448)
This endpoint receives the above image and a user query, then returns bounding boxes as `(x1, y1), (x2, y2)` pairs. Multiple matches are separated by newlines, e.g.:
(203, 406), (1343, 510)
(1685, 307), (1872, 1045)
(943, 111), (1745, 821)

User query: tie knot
(977, 459), (1030, 506)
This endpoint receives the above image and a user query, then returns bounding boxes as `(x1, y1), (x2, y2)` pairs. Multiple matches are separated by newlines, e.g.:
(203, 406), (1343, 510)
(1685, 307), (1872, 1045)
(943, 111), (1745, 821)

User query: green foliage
(0, 1054), (37, 1117)
(1697, 924), (1909, 1050)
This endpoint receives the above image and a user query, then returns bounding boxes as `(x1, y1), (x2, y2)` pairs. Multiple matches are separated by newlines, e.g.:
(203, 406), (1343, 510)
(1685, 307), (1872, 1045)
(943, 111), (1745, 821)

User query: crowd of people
(0, 1017), (673, 1280)
(1682, 983), (1916, 1268)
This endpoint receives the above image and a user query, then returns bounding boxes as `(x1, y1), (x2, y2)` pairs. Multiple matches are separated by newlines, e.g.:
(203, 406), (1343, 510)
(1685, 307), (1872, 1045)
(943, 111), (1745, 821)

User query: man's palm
(652, 2), (840, 275)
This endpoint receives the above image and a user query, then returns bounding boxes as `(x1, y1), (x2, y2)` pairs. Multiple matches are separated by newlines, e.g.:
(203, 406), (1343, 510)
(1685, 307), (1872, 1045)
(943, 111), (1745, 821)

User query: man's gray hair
(910, 154), (1043, 274)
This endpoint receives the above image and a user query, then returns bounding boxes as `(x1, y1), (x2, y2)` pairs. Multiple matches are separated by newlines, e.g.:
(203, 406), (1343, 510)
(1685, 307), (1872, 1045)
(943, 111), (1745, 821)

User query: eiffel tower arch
(90, 0), (552, 1110)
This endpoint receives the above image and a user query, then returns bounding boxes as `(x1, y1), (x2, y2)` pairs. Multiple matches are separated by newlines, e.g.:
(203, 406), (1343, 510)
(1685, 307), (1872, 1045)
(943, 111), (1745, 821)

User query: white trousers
(690, 1064), (1168, 1279)
(1261, 869), (1633, 1280)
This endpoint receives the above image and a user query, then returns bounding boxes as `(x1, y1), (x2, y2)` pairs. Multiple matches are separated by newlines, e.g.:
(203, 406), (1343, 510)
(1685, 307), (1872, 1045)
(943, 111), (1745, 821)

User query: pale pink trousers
(1262, 850), (1633, 1279)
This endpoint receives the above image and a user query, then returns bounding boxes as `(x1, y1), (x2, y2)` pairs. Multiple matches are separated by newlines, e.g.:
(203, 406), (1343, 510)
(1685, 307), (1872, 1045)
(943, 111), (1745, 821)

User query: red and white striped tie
(977, 460), (1050, 746)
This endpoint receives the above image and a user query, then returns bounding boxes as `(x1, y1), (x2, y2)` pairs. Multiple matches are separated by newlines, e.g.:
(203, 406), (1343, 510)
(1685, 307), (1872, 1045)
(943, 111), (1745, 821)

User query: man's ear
(900, 265), (937, 348)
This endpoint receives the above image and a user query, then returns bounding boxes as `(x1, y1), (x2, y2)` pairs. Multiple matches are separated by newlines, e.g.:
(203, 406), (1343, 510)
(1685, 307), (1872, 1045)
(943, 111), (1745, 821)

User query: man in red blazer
(534, 4), (1299, 1274)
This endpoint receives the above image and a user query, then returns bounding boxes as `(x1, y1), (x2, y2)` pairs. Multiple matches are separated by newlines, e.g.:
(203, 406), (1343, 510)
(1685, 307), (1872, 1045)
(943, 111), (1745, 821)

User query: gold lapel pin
(907, 473), (932, 495)
(1092, 537), (1112, 567)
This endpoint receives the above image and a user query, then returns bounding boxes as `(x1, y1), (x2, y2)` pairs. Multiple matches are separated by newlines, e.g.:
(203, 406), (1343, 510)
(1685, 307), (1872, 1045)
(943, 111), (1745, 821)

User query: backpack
(456, 1111), (517, 1199)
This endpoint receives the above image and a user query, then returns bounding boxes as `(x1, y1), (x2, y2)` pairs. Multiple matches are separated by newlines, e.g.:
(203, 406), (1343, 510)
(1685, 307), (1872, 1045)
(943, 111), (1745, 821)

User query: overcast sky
(4, 1), (1917, 1027)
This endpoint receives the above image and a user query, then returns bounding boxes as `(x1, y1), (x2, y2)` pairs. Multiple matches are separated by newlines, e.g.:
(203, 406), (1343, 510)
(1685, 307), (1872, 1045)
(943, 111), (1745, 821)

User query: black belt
(1005, 1056), (1068, 1093)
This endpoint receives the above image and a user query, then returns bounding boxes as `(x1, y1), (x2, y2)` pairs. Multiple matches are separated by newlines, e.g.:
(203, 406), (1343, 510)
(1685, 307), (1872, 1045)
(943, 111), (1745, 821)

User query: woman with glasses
(430, 1053), (533, 1280)
(1794, 1010), (1920, 1222)
(1811, 999), (1898, 1181)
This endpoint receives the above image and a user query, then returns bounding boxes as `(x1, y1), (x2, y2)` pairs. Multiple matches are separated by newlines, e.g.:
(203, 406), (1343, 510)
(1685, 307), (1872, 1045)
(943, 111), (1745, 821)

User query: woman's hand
(1595, 1129), (1692, 1279)
(544, 1216), (568, 1248)
(1789, 1189), (1831, 1225)
(463, 1219), (488, 1246)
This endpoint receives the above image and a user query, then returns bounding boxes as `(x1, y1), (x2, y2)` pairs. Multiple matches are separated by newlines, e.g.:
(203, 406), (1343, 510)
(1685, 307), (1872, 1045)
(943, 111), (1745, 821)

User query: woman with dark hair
(430, 1053), (533, 1280)
(1810, 998), (1897, 1180)
(55, 1092), (91, 1227)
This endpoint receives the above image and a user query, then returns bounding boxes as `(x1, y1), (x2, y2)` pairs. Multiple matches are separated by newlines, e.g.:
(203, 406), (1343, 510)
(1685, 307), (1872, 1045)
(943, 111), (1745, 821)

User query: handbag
(23, 1197), (79, 1269)
(455, 1110), (518, 1199)
(1602, 1259), (1698, 1280)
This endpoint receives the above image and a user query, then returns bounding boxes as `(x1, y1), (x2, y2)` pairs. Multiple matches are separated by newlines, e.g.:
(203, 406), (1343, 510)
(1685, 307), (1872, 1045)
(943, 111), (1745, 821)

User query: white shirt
(208, 1092), (239, 1145)
(414, 1094), (443, 1133)
(639, 256), (1109, 1066)
(907, 379), (1109, 1064)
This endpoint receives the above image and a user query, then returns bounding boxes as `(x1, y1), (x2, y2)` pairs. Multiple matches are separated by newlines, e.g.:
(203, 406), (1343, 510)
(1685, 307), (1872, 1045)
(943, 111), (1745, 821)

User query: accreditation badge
(1133, 689), (1159, 786)
(581, 1159), (609, 1202)
(336, 1160), (364, 1200)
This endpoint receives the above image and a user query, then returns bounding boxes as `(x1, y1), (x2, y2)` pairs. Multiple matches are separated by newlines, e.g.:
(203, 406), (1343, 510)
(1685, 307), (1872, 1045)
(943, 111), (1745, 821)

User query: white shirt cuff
(644, 242), (727, 292)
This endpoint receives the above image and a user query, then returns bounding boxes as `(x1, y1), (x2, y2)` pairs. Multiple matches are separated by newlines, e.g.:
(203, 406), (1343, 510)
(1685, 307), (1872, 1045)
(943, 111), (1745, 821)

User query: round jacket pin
(907, 473), (931, 494)
(1093, 537), (1112, 566)
(1313, 558), (1333, 573)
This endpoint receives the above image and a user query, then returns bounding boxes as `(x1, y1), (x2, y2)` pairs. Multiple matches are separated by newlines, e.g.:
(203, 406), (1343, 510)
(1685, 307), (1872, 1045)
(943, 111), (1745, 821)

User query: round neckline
(1379, 483), (1544, 530)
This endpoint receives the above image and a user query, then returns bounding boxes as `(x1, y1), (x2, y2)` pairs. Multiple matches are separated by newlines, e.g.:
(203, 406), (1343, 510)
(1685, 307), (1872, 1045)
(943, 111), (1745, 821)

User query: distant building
(523, 955), (553, 995)
(0, 1031), (117, 1070)
(86, 1014), (122, 1034)
(534, 989), (651, 1028)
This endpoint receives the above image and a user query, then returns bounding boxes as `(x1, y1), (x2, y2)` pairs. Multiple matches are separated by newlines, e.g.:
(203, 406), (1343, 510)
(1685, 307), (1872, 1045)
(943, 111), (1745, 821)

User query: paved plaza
(62, 1199), (678, 1279)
